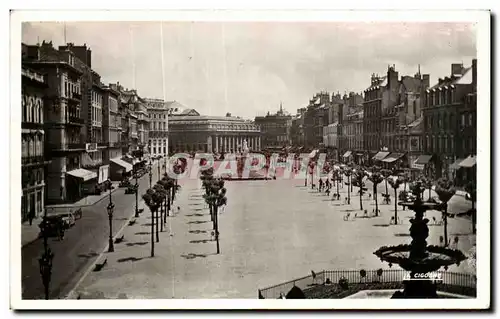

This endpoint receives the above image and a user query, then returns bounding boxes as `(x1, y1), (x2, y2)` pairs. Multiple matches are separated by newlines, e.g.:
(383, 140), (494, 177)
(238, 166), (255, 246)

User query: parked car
(38, 215), (66, 238)
(61, 212), (76, 228)
(119, 179), (131, 188)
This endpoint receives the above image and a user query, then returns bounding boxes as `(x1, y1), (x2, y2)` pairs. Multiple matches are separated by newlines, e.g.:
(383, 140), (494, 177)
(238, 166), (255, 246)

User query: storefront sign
(412, 163), (425, 170)
(98, 165), (109, 184)
(86, 143), (97, 152)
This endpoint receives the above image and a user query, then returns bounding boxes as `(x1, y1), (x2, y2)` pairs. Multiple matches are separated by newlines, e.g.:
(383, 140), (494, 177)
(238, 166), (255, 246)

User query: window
(461, 114), (466, 127)
(468, 113), (473, 126)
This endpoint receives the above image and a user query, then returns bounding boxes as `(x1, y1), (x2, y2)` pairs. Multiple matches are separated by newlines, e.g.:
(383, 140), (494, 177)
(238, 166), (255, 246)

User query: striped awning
(66, 168), (97, 181)
(372, 151), (390, 161)
(415, 155), (433, 165)
(459, 155), (477, 168)
(382, 153), (405, 163)
(110, 157), (133, 172)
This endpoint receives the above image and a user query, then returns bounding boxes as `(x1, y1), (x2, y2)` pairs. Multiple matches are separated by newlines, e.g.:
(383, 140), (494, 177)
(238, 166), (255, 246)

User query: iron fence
(258, 269), (477, 299)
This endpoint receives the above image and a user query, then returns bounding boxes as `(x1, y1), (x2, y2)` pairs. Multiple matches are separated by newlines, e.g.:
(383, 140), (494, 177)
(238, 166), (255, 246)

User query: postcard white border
(9, 9), (491, 310)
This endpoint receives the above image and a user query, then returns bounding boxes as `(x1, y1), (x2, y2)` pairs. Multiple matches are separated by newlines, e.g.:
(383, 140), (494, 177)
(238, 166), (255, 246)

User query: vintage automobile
(119, 179), (131, 188)
(38, 215), (67, 239)
(125, 184), (138, 194)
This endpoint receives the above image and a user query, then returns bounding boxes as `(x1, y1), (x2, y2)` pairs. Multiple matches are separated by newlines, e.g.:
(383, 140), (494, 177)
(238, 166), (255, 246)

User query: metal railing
(258, 269), (477, 299)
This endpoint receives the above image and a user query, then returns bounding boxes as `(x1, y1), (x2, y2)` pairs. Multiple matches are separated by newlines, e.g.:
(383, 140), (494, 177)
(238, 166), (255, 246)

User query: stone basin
(344, 289), (469, 299)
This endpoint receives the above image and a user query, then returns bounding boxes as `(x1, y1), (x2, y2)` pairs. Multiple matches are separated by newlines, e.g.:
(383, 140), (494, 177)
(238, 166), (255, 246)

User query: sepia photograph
(9, 9), (490, 310)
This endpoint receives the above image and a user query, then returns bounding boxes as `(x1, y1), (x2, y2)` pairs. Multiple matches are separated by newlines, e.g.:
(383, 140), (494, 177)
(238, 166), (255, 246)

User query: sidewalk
(66, 181), (195, 299)
(22, 181), (120, 248)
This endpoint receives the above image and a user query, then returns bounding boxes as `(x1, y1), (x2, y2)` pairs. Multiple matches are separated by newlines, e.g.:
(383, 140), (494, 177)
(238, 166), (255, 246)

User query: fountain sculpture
(373, 179), (467, 298)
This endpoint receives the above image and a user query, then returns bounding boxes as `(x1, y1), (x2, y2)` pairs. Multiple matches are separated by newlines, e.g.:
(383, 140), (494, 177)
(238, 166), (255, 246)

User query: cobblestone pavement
(21, 164), (162, 300)
(70, 176), (476, 299)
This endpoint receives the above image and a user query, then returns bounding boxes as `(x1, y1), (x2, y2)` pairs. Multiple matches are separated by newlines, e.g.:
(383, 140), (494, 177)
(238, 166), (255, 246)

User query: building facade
(102, 86), (122, 162)
(169, 110), (261, 154)
(23, 41), (97, 204)
(21, 66), (51, 221)
(303, 92), (331, 148)
(254, 103), (292, 150)
(145, 98), (169, 157)
(422, 60), (477, 182)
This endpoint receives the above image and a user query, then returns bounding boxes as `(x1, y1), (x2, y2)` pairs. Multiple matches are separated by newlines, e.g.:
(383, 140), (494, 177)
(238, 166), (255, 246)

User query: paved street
(69, 175), (476, 299)
(21, 164), (162, 300)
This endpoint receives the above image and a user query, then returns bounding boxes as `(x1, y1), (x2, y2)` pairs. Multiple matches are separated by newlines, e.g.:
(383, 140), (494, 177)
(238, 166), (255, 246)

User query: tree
(398, 172), (411, 210)
(380, 169), (392, 196)
(464, 181), (477, 234)
(434, 178), (456, 247)
(142, 188), (158, 257)
(344, 168), (353, 205)
(388, 178), (403, 224)
(369, 172), (384, 217)
(353, 168), (366, 211)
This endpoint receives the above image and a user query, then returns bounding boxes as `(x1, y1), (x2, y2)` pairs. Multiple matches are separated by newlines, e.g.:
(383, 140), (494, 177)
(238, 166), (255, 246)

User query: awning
(459, 155), (477, 168)
(343, 151), (352, 158)
(110, 157), (133, 172)
(382, 153), (405, 163)
(415, 155), (433, 165)
(356, 153), (364, 156)
(66, 168), (97, 181)
(372, 151), (390, 161)
(449, 158), (465, 171)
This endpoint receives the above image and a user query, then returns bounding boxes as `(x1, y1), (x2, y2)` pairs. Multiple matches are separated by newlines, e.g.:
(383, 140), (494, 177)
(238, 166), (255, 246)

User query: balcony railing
(98, 142), (108, 147)
(21, 156), (46, 165)
(71, 91), (82, 100)
(67, 116), (85, 125)
(48, 143), (86, 151)
(22, 68), (45, 83)
(108, 141), (122, 148)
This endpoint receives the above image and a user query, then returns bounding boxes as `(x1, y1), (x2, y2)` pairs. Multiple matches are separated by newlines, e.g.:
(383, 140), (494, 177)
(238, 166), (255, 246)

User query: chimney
(387, 65), (399, 89)
(422, 74), (430, 90)
(451, 63), (463, 76)
(472, 59), (477, 91)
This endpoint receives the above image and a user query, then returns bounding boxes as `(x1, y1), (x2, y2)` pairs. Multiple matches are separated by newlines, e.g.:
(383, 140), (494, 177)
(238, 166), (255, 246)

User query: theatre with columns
(168, 107), (261, 154)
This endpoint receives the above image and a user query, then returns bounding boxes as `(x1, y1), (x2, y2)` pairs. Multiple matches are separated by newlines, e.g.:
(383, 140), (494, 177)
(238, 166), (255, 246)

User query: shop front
(380, 153), (406, 170)
(342, 151), (352, 164)
(110, 157), (133, 180)
(65, 168), (98, 202)
(372, 151), (390, 166)
(458, 155), (477, 186)
(412, 155), (434, 178)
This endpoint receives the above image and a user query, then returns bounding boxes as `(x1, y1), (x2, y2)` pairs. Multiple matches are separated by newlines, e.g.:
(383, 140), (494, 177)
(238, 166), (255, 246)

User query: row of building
(254, 61), (477, 185)
(21, 40), (262, 222)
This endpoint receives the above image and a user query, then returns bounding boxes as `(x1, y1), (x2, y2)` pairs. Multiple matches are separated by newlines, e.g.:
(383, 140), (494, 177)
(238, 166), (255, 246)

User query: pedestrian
(28, 208), (35, 226)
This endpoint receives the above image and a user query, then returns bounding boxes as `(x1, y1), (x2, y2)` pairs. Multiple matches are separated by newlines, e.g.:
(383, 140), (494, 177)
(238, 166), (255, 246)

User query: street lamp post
(107, 180), (115, 253)
(38, 208), (54, 300)
(134, 168), (140, 218)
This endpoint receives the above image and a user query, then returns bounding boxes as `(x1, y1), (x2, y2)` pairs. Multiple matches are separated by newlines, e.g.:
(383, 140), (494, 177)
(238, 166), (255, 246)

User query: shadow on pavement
(394, 233), (411, 237)
(186, 213), (205, 217)
(189, 203), (203, 206)
(117, 256), (146, 263)
(115, 217), (129, 221)
(189, 239), (213, 244)
(372, 224), (391, 227)
(141, 223), (153, 226)
(189, 230), (208, 234)
(135, 231), (151, 235)
(78, 252), (99, 259)
(192, 208), (205, 211)
(125, 241), (149, 247)
(187, 220), (210, 224)
(180, 253), (216, 259)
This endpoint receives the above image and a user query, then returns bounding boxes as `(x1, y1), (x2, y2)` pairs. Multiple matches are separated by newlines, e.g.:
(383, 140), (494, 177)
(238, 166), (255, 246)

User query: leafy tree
(344, 168), (353, 205)
(434, 178), (456, 246)
(388, 178), (403, 224)
(369, 172), (385, 217)
(380, 169), (392, 196)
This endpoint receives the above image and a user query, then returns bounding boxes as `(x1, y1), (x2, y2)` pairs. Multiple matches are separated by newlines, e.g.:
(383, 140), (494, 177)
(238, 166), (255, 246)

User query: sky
(22, 21), (477, 119)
